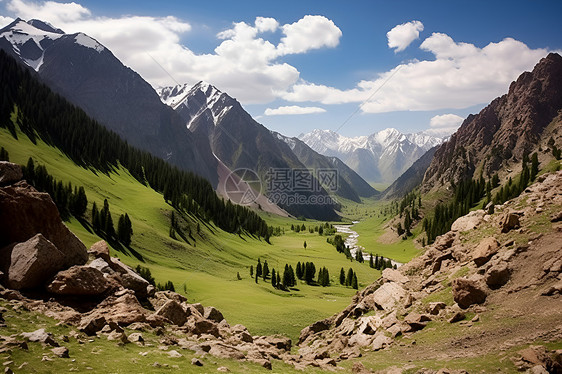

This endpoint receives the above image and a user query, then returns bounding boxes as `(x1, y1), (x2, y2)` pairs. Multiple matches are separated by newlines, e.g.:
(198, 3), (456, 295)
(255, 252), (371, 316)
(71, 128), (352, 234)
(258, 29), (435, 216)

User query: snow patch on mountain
(73, 33), (104, 53)
(158, 81), (233, 129)
(299, 128), (444, 183)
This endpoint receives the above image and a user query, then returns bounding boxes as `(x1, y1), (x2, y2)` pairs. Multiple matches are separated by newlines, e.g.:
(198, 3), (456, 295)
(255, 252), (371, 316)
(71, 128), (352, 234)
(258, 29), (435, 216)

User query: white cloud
(282, 34), (550, 113)
(424, 113), (464, 136)
(264, 105), (326, 116)
(387, 20), (423, 52)
(277, 15), (341, 55)
(0, 15), (14, 27)
(4, 1), (340, 104)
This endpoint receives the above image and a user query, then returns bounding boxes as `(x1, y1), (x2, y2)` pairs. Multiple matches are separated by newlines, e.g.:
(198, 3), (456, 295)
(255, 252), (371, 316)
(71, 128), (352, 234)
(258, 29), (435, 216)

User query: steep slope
(0, 18), (218, 185)
(382, 146), (438, 199)
(299, 128), (443, 184)
(423, 53), (562, 192)
(272, 131), (378, 202)
(159, 82), (340, 220)
(297, 170), (562, 372)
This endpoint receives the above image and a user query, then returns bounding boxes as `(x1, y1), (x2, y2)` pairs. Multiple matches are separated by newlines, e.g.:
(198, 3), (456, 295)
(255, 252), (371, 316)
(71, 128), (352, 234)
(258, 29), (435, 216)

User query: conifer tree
(256, 259), (262, 278)
(352, 273), (358, 289)
(531, 152), (539, 180)
(263, 260), (269, 281)
(346, 268), (354, 287)
(303, 240), (307, 249)
(92, 202), (100, 233)
(339, 268), (345, 285)
(272, 269), (277, 288)
(276, 272), (281, 289)
(250, 265), (253, 277)
(369, 253), (374, 268)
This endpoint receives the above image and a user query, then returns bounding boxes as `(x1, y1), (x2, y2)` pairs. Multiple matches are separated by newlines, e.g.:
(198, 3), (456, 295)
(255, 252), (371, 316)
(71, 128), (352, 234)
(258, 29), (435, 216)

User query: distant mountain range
(158, 82), (378, 218)
(0, 18), (382, 219)
(298, 129), (443, 184)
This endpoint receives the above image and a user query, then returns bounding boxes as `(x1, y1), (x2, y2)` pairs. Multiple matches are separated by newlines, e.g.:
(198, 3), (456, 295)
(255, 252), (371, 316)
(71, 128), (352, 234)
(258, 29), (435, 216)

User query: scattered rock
(500, 213), (520, 233)
(550, 211), (562, 223)
(47, 266), (108, 295)
(0, 181), (88, 267)
(485, 262), (511, 289)
(403, 313), (431, 332)
(109, 259), (150, 298)
(5, 234), (65, 289)
(20, 329), (58, 346)
(167, 350), (182, 358)
(452, 278), (487, 309)
(448, 311), (466, 323)
(154, 300), (188, 326)
(372, 334), (392, 351)
(87, 258), (114, 274)
(542, 280), (562, 296)
(472, 237), (499, 266)
(51, 346), (69, 358)
(107, 331), (129, 344)
(191, 358), (203, 366)
(351, 362), (369, 373)
(79, 316), (106, 336)
(128, 333), (144, 344)
(427, 302), (447, 315)
(204, 306), (225, 323)
(217, 367), (230, 372)
(298, 319), (331, 344)
(85, 290), (147, 326)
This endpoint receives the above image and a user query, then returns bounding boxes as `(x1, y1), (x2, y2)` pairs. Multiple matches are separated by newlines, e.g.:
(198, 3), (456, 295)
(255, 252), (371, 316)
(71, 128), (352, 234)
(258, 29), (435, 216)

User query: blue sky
(2, 0), (562, 137)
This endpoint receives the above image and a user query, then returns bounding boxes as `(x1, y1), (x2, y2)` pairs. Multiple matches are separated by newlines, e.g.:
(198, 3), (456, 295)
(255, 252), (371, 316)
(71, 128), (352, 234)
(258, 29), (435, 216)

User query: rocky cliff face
(298, 171), (562, 372)
(423, 53), (562, 192)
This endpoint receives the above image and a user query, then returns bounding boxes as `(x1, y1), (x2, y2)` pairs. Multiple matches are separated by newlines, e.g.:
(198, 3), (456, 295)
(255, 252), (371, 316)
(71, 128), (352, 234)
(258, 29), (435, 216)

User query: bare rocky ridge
(297, 171), (562, 372)
(423, 53), (562, 192)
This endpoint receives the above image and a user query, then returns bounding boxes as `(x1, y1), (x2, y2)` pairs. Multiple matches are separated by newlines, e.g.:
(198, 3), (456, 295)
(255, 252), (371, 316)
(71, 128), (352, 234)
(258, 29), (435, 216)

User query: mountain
(422, 53), (562, 192)
(272, 131), (378, 202)
(382, 145), (439, 199)
(159, 82), (340, 220)
(299, 128), (443, 184)
(0, 18), (218, 185)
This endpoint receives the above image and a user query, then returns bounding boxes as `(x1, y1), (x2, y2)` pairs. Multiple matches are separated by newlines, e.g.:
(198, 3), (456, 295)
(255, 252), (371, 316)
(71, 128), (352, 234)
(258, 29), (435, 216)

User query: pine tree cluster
(0, 50), (269, 240)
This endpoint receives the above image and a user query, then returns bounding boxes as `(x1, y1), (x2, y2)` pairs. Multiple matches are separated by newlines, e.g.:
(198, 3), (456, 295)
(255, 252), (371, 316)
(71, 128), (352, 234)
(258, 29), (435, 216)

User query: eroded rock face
(5, 234), (65, 290)
(47, 266), (109, 295)
(452, 278), (487, 309)
(0, 181), (88, 267)
(451, 210), (485, 232)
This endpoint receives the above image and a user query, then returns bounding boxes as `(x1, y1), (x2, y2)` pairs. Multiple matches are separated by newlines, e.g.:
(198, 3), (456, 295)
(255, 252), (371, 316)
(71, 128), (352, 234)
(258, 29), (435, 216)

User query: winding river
(333, 221), (402, 268)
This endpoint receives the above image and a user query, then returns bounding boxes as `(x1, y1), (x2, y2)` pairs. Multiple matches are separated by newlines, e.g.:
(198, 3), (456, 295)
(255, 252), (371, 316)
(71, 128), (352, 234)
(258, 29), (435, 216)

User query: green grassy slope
(0, 127), (389, 341)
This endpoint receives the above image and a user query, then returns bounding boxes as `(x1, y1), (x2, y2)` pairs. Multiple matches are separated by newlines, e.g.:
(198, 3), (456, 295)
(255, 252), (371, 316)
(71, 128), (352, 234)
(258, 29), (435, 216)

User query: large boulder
(451, 210), (485, 232)
(109, 258), (149, 298)
(500, 213), (520, 233)
(203, 306), (225, 323)
(0, 181), (88, 267)
(47, 266), (109, 295)
(370, 282), (406, 311)
(154, 300), (189, 326)
(298, 319), (331, 345)
(0, 162), (23, 186)
(452, 278), (487, 309)
(381, 268), (408, 284)
(5, 234), (64, 289)
(472, 237), (500, 266)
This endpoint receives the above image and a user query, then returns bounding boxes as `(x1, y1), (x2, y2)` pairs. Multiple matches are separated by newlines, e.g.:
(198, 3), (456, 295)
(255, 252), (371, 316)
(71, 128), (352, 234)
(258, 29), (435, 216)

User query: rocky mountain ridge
(423, 53), (562, 192)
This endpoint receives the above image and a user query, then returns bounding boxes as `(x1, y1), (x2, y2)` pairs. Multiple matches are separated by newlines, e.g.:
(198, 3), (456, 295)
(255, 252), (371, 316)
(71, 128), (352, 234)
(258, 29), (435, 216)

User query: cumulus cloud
(4, 0), (341, 104)
(387, 20), (423, 52)
(424, 114), (464, 136)
(0, 15), (14, 27)
(277, 15), (341, 55)
(282, 34), (550, 113)
(264, 105), (326, 116)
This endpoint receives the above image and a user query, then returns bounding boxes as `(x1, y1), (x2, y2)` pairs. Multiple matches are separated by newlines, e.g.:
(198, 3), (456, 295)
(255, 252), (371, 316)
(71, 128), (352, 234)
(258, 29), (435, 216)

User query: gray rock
(6, 234), (65, 289)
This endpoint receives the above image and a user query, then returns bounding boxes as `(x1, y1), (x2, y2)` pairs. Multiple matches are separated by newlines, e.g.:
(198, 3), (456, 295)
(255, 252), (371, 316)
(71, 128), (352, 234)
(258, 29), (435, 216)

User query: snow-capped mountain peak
(299, 128), (445, 183)
(157, 81), (233, 129)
